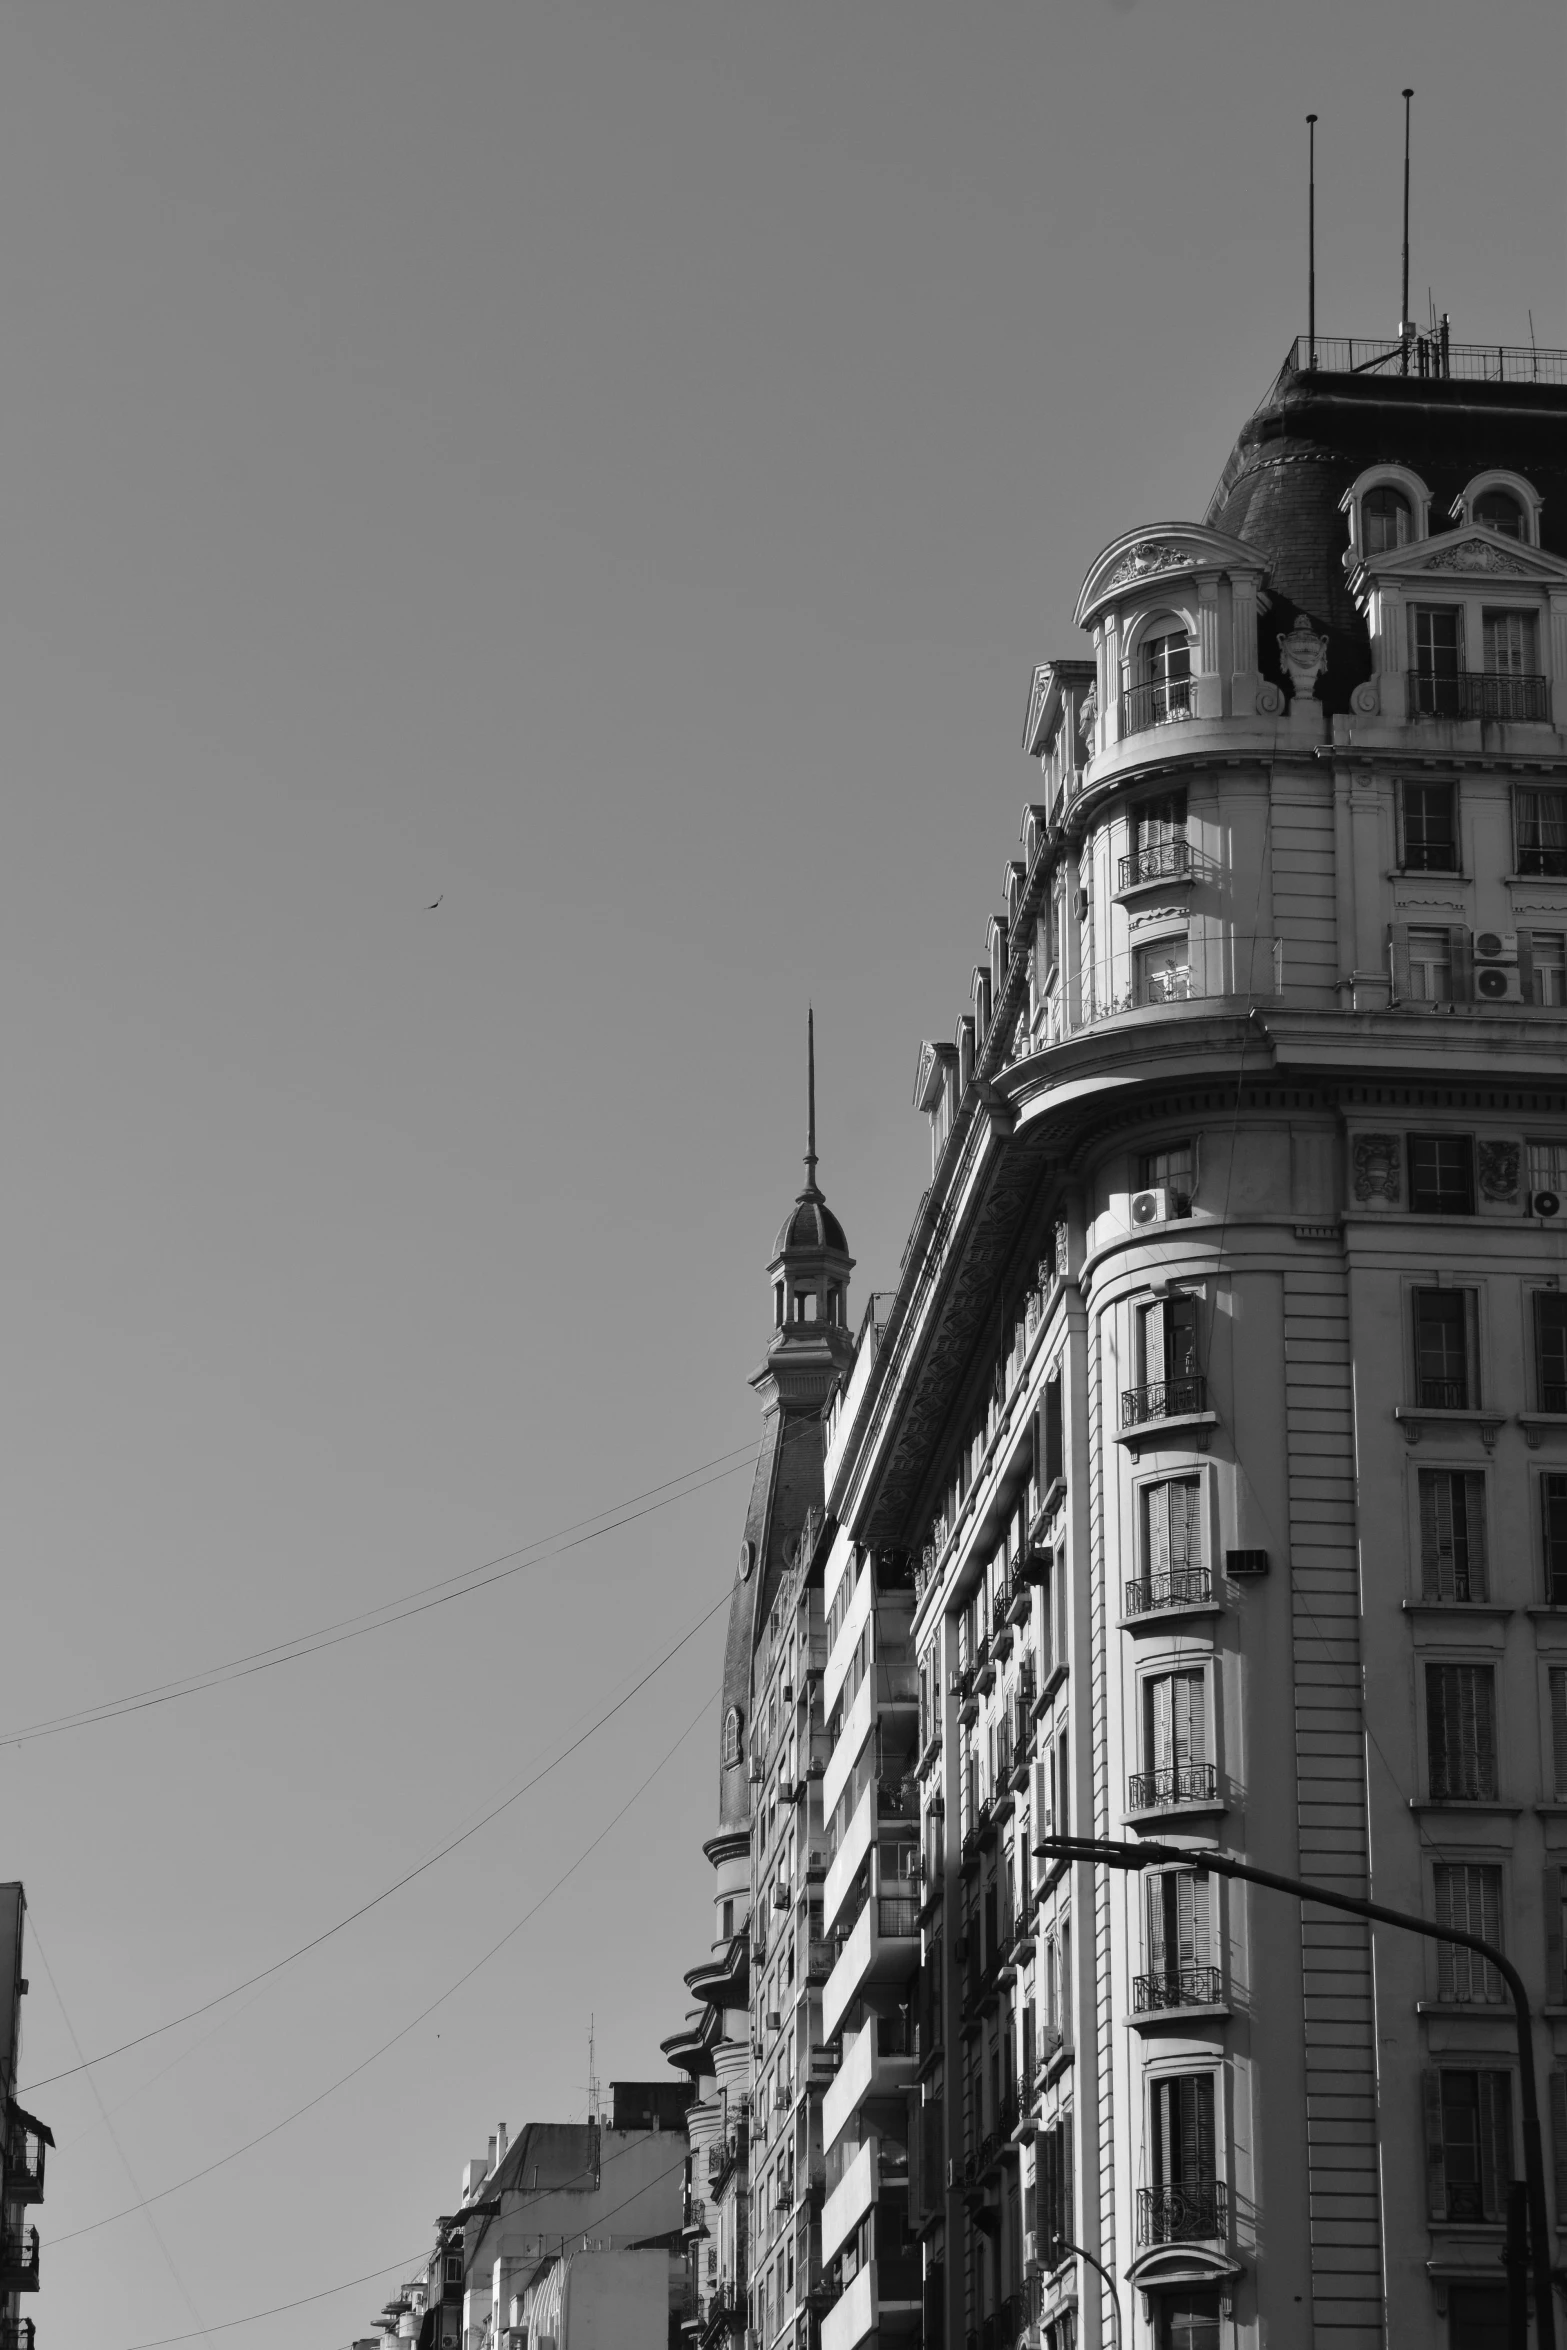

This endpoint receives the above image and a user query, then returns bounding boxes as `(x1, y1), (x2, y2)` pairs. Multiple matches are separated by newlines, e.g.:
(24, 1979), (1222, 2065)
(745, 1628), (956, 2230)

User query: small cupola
(768, 1010), (855, 1341)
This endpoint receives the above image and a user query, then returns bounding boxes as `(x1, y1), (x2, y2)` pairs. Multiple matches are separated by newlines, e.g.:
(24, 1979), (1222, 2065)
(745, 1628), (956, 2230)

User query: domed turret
(766, 1010), (855, 1346)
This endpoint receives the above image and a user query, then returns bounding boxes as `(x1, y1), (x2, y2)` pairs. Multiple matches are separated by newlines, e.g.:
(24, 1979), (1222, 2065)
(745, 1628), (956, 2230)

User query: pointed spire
(804, 1007), (819, 1196)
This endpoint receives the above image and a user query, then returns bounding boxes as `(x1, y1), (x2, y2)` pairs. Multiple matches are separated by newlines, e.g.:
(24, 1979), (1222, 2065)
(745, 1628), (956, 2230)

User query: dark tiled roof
(1205, 366), (1567, 715)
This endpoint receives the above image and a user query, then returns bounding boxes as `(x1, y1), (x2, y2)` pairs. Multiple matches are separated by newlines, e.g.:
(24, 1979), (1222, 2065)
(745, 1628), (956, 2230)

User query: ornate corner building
(672, 329), (1567, 2350)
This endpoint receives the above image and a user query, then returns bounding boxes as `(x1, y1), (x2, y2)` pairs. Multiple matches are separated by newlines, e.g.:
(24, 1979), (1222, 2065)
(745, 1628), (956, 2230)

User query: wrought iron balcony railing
(1120, 677), (1195, 738)
(1132, 1965), (1224, 2013)
(0, 2230), (39, 2292)
(0, 2321), (36, 2350)
(1124, 1567), (1213, 1616)
(1407, 670), (1550, 723)
(1119, 838), (1193, 891)
(1121, 1376), (1207, 1430)
(1416, 1377), (1468, 1410)
(1127, 1761), (1218, 1812)
(1137, 2179), (1228, 2246)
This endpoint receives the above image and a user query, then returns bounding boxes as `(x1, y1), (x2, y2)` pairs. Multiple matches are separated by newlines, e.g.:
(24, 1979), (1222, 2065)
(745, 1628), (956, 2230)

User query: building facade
(1, 1883), (49, 2350)
(683, 330), (1567, 2350)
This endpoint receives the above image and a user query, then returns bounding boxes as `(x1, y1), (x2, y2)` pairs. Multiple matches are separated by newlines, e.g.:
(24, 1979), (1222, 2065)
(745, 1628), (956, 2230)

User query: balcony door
(1411, 605), (1463, 717)
(1146, 1670), (1207, 1781)
(1150, 2071), (1216, 2193)
(1146, 1869), (1210, 1982)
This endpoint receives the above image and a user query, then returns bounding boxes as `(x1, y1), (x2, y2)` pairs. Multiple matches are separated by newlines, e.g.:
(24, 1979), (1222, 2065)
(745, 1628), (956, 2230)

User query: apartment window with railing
(1411, 604), (1462, 709)
(1138, 1867), (1217, 2012)
(1516, 787), (1567, 878)
(1409, 1135), (1475, 1214)
(1121, 792), (1190, 889)
(1537, 1295), (1567, 1412)
(1426, 1662), (1498, 1802)
(1412, 1288), (1478, 1409)
(1143, 2073), (1222, 2245)
(1133, 1669), (1214, 1811)
(1400, 780), (1459, 873)
(1418, 1470), (1487, 1600)
(1433, 1864), (1505, 2003)
(1121, 630), (1193, 736)
(1424, 2069), (1513, 2222)
(1129, 1475), (1207, 1614)
(1124, 1292), (1203, 1429)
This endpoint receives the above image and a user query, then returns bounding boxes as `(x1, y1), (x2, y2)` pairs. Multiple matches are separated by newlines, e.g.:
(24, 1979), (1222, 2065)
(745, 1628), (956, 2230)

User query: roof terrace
(1274, 329), (1567, 394)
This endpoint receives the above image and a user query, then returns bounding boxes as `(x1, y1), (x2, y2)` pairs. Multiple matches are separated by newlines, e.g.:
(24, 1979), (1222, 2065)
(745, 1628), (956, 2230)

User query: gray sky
(1, 4), (1561, 2343)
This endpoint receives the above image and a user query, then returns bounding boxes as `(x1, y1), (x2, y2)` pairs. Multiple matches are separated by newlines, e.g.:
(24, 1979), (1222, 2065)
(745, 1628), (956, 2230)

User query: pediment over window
(1076, 523), (1270, 632)
(1352, 526), (1567, 599)
(1125, 2241), (1244, 2293)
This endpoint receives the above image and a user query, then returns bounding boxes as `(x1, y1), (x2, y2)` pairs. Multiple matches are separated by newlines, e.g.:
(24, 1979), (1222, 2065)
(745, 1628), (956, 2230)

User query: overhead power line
(63, 1692), (715, 2247)
(26, 1589), (729, 2092)
(111, 2248), (431, 2350)
(1, 1441), (757, 1748)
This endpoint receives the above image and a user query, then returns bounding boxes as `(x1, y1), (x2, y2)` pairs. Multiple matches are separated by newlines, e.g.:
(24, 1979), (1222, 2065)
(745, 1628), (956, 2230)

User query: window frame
(1398, 777), (1461, 874)
(1413, 1465), (1490, 1602)
(1408, 1134), (1477, 1216)
(1514, 785), (1567, 879)
(1421, 1657), (1501, 1804)
(1340, 462), (1433, 561)
(1409, 1284), (1481, 1410)
(1451, 469), (1543, 547)
(1428, 1857), (1507, 2005)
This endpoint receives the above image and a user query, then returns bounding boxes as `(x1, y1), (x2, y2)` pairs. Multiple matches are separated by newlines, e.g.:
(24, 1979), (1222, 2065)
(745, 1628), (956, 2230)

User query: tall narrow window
(1412, 1289), (1476, 1409)
(1145, 1869), (1213, 2004)
(1484, 609), (1538, 674)
(1516, 788), (1567, 878)
(1543, 1478), (1567, 1606)
(1148, 2073), (1218, 2234)
(1407, 929), (1455, 1002)
(1537, 1296), (1567, 1411)
(1139, 1671), (1211, 1811)
(1551, 1669), (1567, 1798)
(1425, 2069), (1513, 2221)
(1411, 605), (1463, 717)
(1139, 631), (1192, 727)
(1532, 936), (1567, 1008)
(1401, 782), (1458, 873)
(1128, 793), (1190, 886)
(1142, 1476), (1207, 1607)
(1418, 1471), (1488, 1600)
(1408, 1135), (1475, 1214)
(1426, 1662), (1498, 1801)
(1433, 1864), (1504, 2002)
(1141, 1294), (1200, 1387)
(1362, 483), (1413, 553)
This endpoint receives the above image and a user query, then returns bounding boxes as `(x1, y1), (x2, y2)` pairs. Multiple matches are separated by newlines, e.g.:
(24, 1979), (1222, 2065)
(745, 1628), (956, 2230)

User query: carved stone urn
(1277, 616), (1330, 701)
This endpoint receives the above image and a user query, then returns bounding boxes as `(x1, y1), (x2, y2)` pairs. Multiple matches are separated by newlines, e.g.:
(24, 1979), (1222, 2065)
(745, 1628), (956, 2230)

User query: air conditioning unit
(1532, 1189), (1563, 1218)
(1475, 963), (1526, 1002)
(766, 2010), (783, 2032)
(1475, 931), (1519, 963)
(1130, 1187), (1176, 1226)
(781, 1683), (794, 1705)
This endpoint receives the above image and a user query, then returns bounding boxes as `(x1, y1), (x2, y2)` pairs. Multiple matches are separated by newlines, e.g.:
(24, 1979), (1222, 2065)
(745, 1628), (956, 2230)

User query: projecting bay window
(1411, 1288), (1478, 1410)
(1432, 1864), (1504, 2003)
(1425, 1662), (1498, 1803)
(1424, 2069), (1513, 2222)
(1516, 787), (1567, 878)
(1136, 1869), (1218, 2012)
(1418, 1470), (1487, 1601)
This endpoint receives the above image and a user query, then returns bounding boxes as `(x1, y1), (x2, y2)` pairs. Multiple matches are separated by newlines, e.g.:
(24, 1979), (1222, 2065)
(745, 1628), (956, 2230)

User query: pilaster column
(1547, 588), (1567, 727)
(1193, 574), (1223, 719)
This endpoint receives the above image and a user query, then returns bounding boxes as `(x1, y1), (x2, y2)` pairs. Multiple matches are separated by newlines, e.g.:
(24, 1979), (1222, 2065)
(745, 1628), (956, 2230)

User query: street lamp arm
(1050, 2236), (1123, 2350)
(1037, 1835), (1556, 2350)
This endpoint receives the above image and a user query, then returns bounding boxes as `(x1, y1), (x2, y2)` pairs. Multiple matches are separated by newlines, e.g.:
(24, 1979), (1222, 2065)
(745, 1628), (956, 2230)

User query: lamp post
(1050, 2235), (1123, 2350)
(1037, 1834), (1556, 2350)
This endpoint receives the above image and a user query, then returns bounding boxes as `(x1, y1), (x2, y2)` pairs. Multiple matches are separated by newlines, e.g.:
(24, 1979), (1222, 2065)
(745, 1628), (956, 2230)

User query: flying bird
(427, 895), (443, 910)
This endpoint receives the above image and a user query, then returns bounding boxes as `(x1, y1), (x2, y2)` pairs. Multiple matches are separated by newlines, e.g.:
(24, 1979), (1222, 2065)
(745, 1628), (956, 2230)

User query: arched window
(1362, 484), (1414, 554)
(1474, 486), (1526, 539)
(723, 1706), (744, 1767)
(1124, 625), (1193, 735)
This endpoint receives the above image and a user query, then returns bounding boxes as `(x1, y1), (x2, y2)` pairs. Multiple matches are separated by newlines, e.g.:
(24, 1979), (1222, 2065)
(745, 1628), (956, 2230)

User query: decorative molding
(1254, 682), (1285, 717)
(1103, 542), (1195, 593)
(1349, 678), (1381, 716)
(1477, 1138), (1521, 1202)
(1351, 1133), (1401, 1203)
(1421, 540), (1532, 575)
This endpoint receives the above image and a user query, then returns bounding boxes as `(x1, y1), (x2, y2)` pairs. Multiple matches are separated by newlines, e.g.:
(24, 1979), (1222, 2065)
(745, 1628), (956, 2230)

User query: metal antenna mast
(586, 2013), (599, 2125)
(1400, 86), (1415, 361)
(1307, 114), (1318, 366)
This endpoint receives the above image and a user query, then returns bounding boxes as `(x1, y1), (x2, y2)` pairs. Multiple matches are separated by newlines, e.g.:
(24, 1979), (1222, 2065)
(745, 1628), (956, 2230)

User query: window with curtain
(1418, 1470), (1487, 1600)
(1134, 931), (1192, 1007)
(1137, 1139), (1194, 1209)
(1425, 2069), (1512, 2220)
(1433, 1863), (1504, 2002)
(1426, 1662), (1498, 1801)
(1516, 788), (1567, 878)
(1141, 1295), (1200, 1387)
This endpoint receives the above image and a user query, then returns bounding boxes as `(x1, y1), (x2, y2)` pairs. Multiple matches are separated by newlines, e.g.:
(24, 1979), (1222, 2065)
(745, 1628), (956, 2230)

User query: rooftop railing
(1279, 332), (1567, 387)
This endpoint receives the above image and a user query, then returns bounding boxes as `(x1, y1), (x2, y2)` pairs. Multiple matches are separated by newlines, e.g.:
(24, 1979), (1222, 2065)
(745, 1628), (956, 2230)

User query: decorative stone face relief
(1478, 1139), (1521, 1203)
(1421, 540), (1531, 574)
(1351, 1132), (1401, 1203)
(1277, 616), (1330, 700)
(1103, 542), (1194, 593)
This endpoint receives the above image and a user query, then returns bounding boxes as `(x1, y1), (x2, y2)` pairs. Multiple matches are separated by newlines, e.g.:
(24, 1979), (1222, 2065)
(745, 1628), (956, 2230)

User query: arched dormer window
(1341, 465), (1432, 566)
(1452, 471), (1542, 545)
(723, 1706), (744, 1767)
(1121, 612), (1194, 735)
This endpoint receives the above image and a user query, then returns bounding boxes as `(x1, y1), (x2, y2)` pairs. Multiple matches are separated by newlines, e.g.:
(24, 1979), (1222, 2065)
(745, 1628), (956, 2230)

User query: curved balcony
(1132, 1965), (1224, 2014)
(1137, 2179), (1228, 2246)
(1123, 1567), (1213, 1618)
(1126, 1762), (1219, 1817)
(1120, 677), (1195, 738)
(1118, 838), (1195, 891)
